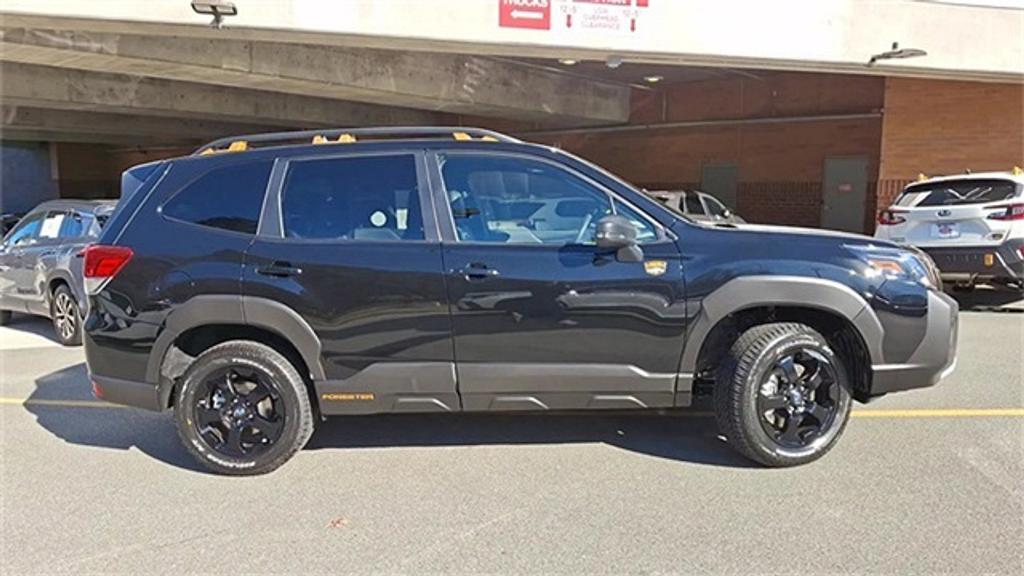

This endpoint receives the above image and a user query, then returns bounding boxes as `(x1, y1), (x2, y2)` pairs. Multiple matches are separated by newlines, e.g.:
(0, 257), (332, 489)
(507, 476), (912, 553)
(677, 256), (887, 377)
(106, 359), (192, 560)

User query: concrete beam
(0, 62), (444, 130)
(0, 28), (631, 124)
(1, 106), (280, 145)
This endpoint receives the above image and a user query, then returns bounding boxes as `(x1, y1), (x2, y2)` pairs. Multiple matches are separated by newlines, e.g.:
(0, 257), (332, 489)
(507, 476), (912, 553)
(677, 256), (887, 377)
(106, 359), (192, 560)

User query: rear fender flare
(146, 295), (325, 402)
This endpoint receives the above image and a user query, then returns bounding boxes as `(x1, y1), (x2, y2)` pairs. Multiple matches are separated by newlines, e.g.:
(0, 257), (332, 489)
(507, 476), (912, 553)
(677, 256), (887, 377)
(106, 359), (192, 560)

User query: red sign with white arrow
(499, 0), (552, 30)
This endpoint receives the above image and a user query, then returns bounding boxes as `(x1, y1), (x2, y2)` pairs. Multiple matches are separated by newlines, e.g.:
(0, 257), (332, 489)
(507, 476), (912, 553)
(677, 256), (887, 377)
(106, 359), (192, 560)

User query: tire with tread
(714, 322), (852, 467)
(50, 284), (82, 346)
(174, 340), (314, 476)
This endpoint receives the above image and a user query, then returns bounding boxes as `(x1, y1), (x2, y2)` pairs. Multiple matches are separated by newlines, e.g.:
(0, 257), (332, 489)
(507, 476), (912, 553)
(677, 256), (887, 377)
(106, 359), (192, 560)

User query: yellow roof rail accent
(1012, 166), (1023, 176)
(227, 140), (248, 152)
(916, 173), (928, 182)
(199, 148), (217, 156)
(312, 135), (328, 144)
(453, 132), (472, 141)
(481, 135), (499, 142)
(336, 134), (356, 143)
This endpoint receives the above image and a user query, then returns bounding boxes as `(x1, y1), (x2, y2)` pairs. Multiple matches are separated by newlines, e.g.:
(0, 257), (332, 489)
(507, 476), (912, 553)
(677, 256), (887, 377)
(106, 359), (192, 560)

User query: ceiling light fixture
(605, 55), (624, 69)
(644, 75), (664, 83)
(868, 42), (927, 65)
(558, 58), (579, 66)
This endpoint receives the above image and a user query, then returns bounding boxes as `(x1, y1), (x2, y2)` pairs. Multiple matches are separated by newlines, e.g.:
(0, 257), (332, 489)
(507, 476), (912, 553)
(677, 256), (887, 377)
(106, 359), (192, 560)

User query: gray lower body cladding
(869, 290), (959, 395)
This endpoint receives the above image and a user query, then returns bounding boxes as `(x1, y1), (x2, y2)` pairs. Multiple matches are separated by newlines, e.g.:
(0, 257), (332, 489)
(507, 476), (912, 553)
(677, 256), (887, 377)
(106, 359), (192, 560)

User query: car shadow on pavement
(26, 362), (207, 473)
(947, 286), (1023, 312)
(27, 364), (753, 472)
(1, 314), (61, 344)
(306, 408), (754, 468)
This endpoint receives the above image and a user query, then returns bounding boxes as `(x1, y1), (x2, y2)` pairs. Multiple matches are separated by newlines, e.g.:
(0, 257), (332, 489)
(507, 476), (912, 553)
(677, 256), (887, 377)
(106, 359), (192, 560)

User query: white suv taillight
(83, 245), (133, 295)
(877, 208), (908, 226)
(986, 203), (1024, 221)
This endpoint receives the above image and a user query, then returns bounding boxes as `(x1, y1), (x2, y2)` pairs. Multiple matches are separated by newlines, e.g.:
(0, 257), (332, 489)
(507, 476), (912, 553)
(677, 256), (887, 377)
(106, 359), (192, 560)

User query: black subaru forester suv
(83, 127), (958, 475)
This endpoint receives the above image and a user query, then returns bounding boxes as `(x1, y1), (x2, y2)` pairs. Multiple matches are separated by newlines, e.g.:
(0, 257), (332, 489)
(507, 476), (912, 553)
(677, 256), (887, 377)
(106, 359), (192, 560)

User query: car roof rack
(194, 126), (520, 156)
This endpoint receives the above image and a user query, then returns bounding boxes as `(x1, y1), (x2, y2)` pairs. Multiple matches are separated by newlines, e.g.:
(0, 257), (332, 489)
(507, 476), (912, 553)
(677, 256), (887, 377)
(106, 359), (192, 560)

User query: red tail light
(877, 209), (908, 226)
(986, 203), (1024, 221)
(83, 245), (133, 294)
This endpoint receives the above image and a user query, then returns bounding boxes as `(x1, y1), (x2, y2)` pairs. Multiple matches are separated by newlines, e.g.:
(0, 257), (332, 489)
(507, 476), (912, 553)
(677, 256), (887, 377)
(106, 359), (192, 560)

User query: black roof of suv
(81, 126), (958, 475)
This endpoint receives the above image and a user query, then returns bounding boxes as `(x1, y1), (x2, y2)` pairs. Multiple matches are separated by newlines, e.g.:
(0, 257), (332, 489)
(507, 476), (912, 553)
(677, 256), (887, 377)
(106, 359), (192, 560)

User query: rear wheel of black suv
(174, 340), (314, 476)
(50, 284), (82, 346)
(714, 322), (852, 467)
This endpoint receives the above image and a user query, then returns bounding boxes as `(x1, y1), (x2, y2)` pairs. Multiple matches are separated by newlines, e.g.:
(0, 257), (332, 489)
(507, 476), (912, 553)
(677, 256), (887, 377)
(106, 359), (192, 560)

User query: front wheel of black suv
(174, 340), (314, 476)
(714, 322), (852, 467)
(50, 285), (82, 346)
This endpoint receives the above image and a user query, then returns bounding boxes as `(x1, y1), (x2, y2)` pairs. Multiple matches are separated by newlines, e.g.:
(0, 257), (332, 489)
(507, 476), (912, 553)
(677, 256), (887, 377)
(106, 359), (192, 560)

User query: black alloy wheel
(192, 366), (286, 459)
(755, 349), (841, 449)
(174, 341), (314, 475)
(715, 322), (853, 467)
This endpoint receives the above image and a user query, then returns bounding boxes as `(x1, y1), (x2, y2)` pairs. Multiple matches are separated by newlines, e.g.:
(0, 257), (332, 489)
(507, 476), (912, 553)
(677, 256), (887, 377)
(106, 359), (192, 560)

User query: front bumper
(921, 240), (1024, 282)
(870, 290), (959, 395)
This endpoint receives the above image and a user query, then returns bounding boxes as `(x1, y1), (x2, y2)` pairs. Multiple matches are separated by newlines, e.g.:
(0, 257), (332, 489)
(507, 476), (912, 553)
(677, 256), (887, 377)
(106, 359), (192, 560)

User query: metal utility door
(821, 157), (868, 233)
(700, 163), (738, 210)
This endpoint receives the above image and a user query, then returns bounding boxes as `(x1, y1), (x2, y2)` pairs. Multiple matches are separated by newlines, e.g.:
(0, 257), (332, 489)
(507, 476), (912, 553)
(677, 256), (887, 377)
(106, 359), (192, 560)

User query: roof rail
(194, 126), (520, 156)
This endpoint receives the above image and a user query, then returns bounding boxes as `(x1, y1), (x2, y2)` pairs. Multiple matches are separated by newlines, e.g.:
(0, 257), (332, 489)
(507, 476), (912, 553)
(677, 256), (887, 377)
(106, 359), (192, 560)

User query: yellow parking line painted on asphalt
(0, 397), (126, 409)
(0, 397), (1022, 418)
(851, 408), (1024, 418)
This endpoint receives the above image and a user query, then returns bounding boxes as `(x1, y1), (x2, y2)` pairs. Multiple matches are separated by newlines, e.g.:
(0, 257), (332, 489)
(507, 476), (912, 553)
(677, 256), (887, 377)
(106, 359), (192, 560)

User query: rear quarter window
(162, 161), (273, 234)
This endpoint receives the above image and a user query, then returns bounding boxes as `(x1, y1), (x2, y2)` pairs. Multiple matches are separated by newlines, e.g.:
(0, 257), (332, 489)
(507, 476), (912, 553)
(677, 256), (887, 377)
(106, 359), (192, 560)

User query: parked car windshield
(895, 179), (1019, 207)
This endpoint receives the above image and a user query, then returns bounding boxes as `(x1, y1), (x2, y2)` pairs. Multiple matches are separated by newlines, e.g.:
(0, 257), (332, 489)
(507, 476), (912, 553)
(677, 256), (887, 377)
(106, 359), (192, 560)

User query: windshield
(895, 179), (1019, 207)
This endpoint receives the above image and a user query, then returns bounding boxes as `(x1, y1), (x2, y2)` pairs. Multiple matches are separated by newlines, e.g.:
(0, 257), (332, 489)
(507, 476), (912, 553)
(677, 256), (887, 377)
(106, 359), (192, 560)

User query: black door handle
(256, 262), (302, 278)
(456, 263), (499, 281)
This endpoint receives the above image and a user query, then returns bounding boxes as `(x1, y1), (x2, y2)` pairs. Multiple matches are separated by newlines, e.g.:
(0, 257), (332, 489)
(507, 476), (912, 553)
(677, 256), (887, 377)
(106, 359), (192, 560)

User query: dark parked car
(646, 189), (745, 224)
(83, 127), (958, 475)
(0, 200), (116, 345)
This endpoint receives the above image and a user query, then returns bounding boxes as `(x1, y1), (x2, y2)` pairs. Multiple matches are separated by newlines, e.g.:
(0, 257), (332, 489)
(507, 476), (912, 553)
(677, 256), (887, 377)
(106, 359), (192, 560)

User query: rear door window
(162, 161), (273, 234)
(683, 192), (705, 216)
(59, 211), (94, 238)
(896, 179), (1019, 207)
(280, 154), (424, 241)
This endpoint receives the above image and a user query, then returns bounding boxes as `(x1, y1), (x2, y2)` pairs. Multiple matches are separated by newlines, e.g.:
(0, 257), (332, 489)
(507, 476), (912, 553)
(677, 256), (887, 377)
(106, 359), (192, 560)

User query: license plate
(933, 222), (960, 239)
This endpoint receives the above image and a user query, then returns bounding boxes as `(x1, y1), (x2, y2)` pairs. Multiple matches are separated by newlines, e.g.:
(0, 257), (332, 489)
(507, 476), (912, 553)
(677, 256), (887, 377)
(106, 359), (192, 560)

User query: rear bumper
(870, 290), (959, 396)
(921, 240), (1024, 281)
(91, 374), (163, 411)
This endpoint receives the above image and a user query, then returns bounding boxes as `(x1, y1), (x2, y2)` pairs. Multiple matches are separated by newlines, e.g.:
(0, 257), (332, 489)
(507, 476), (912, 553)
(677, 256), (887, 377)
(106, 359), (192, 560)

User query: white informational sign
(556, 0), (649, 35)
(39, 214), (64, 239)
(497, 0), (652, 35)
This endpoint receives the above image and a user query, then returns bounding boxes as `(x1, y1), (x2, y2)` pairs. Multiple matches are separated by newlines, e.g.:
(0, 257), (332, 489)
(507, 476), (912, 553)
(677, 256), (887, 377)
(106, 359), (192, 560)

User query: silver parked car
(0, 200), (116, 345)
(646, 190), (745, 224)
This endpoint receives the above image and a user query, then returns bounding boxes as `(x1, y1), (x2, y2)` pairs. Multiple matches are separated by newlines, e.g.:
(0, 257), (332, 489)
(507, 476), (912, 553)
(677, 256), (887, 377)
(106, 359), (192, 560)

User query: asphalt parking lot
(1, 298), (1022, 574)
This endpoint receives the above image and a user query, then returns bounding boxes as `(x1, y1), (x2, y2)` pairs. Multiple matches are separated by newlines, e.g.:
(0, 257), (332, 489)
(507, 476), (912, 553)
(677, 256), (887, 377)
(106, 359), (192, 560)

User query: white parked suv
(874, 169), (1024, 290)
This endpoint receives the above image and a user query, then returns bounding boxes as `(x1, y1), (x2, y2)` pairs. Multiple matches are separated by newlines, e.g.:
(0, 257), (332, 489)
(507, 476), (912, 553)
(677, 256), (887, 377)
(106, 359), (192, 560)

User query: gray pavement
(1, 307), (1022, 575)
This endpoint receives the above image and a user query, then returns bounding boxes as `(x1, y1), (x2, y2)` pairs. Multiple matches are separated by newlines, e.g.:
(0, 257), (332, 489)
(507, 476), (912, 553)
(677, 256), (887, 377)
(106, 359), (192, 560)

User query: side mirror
(594, 215), (643, 262)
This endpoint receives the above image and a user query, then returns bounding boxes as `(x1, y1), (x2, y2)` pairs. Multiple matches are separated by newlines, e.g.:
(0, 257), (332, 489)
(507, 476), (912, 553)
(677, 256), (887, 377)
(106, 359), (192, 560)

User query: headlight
(845, 244), (937, 288)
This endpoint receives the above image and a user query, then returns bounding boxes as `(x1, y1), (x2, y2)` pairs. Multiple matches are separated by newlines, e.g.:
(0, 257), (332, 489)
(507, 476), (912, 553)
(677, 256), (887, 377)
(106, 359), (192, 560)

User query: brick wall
(877, 77), (1024, 210)
(538, 72), (885, 229)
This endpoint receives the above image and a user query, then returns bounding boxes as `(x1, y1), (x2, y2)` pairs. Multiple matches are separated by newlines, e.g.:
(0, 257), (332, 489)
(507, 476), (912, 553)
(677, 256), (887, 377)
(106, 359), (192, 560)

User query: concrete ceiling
(0, 24), (633, 146)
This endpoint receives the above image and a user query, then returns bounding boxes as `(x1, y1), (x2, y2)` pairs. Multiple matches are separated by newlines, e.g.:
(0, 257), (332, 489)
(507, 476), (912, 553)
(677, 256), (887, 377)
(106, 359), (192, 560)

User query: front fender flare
(679, 276), (885, 377)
